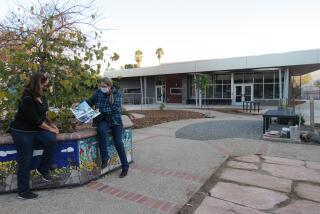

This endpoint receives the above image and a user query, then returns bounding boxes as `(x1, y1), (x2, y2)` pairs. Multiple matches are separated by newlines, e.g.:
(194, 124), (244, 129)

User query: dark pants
(10, 129), (57, 193)
(96, 121), (129, 170)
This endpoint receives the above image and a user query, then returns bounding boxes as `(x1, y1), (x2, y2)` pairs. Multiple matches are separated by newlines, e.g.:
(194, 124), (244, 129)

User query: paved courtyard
(195, 155), (320, 214)
(0, 109), (319, 214)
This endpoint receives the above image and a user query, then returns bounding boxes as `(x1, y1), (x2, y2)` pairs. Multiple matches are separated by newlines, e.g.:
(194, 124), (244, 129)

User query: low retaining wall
(0, 116), (133, 193)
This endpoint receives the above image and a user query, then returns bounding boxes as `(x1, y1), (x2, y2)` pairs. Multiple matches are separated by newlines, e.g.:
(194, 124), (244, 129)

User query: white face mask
(100, 87), (110, 93)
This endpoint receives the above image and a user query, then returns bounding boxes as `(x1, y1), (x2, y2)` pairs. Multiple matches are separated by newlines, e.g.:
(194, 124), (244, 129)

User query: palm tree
(156, 48), (164, 64)
(135, 50), (143, 67)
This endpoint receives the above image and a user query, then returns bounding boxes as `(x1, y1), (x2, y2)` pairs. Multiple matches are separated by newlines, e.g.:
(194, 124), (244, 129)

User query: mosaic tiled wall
(0, 128), (133, 193)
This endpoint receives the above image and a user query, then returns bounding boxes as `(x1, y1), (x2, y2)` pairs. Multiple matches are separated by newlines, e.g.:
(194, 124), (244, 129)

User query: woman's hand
(40, 121), (60, 134)
(50, 127), (60, 134)
(50, 123), (58, 130)
(71, 102), (80, 108)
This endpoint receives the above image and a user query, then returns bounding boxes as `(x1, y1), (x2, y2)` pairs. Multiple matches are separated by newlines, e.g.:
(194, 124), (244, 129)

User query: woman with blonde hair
(86, 77), (129, 178)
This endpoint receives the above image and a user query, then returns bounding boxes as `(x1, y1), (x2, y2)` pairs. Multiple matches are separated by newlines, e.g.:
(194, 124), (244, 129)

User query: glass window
(274, 84), (279, 98)
(123, 88), (141, 94)
(264, 84), (274, 99)
(243, 72), (253, 83)
(156, 77), (165, 85)
(223, 85), (231, 98)
(264, 72), (274, 84)
(170, 88), (182, 95)
(253, 72), (263, 83)
(207, 74), (213, 84)
(234, 73), (243, 84)
(254, 84), (263, 99)
(206, 85), (213, 98)
(214, 85), (222, 98)
(220, 74), (231, 84)
(215, 75), (223, 84)
(274, 71), (279, 83)
(191, 85), (195, 97)
(189, 76), (195, 98)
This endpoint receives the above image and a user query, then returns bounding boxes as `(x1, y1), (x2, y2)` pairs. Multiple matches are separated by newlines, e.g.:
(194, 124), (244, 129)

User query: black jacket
(10, 91), (48, 131)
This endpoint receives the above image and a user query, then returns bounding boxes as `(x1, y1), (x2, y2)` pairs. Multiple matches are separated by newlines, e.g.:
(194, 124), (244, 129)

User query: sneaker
(119, 169), (128, 178)
(17, 192), (38, 200)
(49, 164), (57, 171)
(101, 159), (110, 169)
(36, 169), (53, 182)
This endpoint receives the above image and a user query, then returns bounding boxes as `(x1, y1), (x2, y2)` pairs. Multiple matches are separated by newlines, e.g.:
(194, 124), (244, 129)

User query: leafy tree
(293, 74), (312, 87)
(107, 52), (120, 70)
(134, 50), (143, 67)
(292, 74), (312, 98)
(0, 0), (109, 131)
(192, 74), (209, 108)
(124, 63), (138, 69)
(156, 48), (164, 64)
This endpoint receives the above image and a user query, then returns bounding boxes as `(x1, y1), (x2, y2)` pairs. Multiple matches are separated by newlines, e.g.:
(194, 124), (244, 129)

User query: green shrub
(121, 106), (131, 117)
(159, 103), (165, 111)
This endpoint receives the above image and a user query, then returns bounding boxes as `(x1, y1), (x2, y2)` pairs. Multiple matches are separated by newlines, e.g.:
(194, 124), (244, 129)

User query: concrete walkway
(0, 110), (320, 214)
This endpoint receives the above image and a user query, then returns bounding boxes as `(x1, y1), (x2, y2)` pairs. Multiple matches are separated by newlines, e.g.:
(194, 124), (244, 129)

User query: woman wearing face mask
(85, 77), (129, 178)
(9, 72), (59, 200)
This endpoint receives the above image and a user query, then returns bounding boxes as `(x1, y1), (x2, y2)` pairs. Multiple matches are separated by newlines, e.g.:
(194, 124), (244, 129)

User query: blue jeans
(96, 121), (129, 170)
(10, 129), (57, 193)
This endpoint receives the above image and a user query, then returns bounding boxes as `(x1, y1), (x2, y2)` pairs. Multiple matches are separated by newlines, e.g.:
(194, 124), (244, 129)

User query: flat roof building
(104, 49), (320, 105)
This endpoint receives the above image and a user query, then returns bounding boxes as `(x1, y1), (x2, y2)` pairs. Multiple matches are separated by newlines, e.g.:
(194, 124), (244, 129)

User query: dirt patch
(129, 110), (204, 129)
(200, 108), (260, 116)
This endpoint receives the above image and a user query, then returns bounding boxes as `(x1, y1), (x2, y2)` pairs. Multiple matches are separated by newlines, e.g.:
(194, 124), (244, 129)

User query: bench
(0, 115), (133, 193)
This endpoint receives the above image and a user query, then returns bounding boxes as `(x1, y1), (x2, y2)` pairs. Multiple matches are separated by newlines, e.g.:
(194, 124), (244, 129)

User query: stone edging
(0, 115), (133, 145)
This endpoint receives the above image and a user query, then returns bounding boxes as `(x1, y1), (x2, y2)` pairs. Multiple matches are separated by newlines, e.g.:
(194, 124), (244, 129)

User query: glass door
(234, 84), (253, 104)
(156, 86), (163, 103)
(235, 85), (242, 103)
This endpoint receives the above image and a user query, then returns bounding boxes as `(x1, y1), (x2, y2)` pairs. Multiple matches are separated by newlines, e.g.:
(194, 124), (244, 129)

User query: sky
(1, 0), (320, 72)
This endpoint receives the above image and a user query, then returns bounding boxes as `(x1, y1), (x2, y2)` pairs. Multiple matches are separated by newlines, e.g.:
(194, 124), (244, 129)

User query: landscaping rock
(295, 183), (320, 202)
(262, 163), (320, 183)
(226, 161), (258, 170)
(194, 197), (267, 214)
(261, 156), (304, 166)
(275, 200), (320, 214)
(209, 182), (288, 210)
(220, 168), (292, 193)
(306, 161), (320, 170)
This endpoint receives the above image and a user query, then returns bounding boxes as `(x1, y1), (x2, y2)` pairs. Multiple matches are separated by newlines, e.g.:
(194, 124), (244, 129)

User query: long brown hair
(24, 72), (49, 98)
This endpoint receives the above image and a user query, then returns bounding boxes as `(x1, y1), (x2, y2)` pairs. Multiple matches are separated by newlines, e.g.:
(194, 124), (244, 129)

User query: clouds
(61, 147), (75, 153)
(0, 150), (17, 157)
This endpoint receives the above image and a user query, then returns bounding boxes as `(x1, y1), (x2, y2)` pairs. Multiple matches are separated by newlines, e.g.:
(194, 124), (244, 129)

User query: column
(283, 68), (289, 103)
(231, 73), (234, 105)
(279, 68), (282, 104)
(144, 76), (147, 104)
(182, 75), (188, 104)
